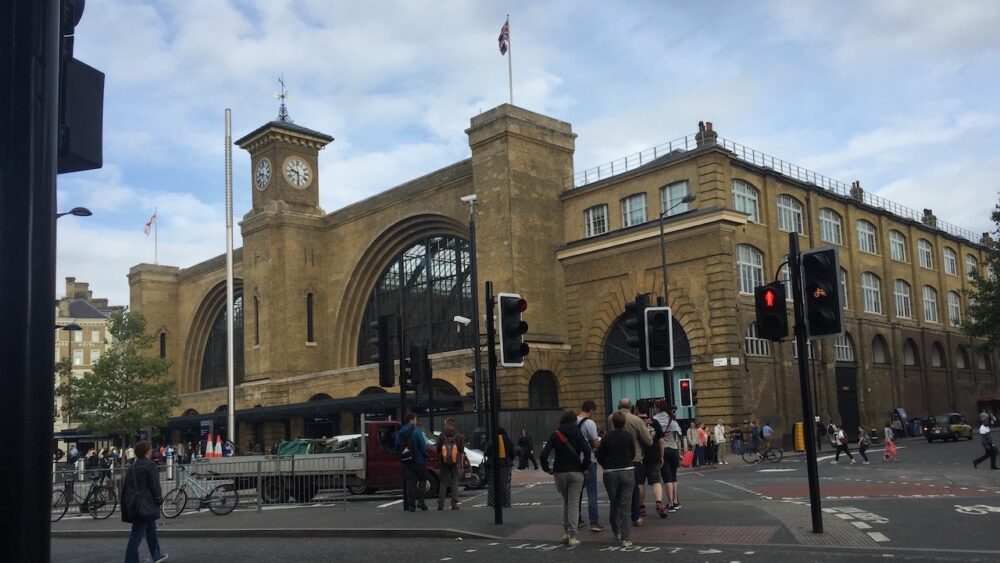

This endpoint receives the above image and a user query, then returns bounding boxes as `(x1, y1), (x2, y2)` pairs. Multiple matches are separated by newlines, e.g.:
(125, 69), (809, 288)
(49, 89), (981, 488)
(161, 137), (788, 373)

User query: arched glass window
(777, 194), (803, 233)
(834, 333), (855, 362)
(948, 292), (962, 326)
(840, 267), (849, 310)
(967, 255), (979, 279)
(745, 323), (771, 357)
(732, 180), (760, 222)
(923, 286), (939, 323)
(819, 208), (843, 245)
(889, 230), (907, 262)
(528, 371), (559, 409)
(943, 248), (958, 275)
(894, 280), (912, 319)
(621, 193), (648, 228)
(931, 342), (946, 368)
(201, 294), (244, 390)
(736, 244), (764, 294)
(918, 239), (934, 269)
(903, 339), (920, 367)
(862, 272), (882, 314)
(872, 335), (890, 364)
(357, 235), (474, 363)
(857, 220), (878, 254)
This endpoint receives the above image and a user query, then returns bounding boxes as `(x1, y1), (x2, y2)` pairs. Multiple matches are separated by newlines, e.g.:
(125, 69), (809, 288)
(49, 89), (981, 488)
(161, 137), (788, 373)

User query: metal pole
(789, 233), (823, 533)
(485, 281), (502, 524)
(1, 0), (59, 557)
(468, 202), (484, 427)
(224, 109), (236, 446)
(658, 210), (672, 406)
(506, 15), (513, 105)
(397, 314), (407, 512)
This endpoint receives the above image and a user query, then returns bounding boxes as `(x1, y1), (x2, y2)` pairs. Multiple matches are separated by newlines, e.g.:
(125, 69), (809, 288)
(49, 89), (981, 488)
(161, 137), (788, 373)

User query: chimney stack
(695, 120), (718, 146)
(981, 232), (993, 246)
(849, 180), (864, 202)
(921, 208), (937, 228)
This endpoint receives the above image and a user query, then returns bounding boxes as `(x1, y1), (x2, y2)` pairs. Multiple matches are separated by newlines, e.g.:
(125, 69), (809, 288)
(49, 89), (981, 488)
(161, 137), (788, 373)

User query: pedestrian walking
(576, 400), (603, 532)
(883, 422), (897, 462)
(731, 424), (743, 455)
(635, 402), (666, 519)
(517, 429), (539, 470)
(597, 411), (636, 547)
(749, 421), (761, 463)
(973, 413), (999, 470)
(830, 423), (855, 464)
(686, 421), (700, 467)
(696, 423), (708, 466)
(540, 411), (592, 547)
(654, 402), (682, 513)
(607, 397), (652, 527)
(714, 421), (728, 464)
(486, 427), (515, 508)
(858, 426), (871, 464)
(436, 418), (465, 510)
(395, 412), (429, 512)
(816, 419), (827, 451)
(121, 440), (168, 563)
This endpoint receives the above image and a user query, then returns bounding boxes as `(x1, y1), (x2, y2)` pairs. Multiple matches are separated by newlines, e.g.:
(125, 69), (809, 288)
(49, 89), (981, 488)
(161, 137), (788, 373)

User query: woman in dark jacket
(121, 440), (167, 563)
(540, 411), (592, 547)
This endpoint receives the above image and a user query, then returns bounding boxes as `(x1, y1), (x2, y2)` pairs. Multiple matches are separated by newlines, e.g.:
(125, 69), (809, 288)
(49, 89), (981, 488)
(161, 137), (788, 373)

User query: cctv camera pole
(465, 197), (484, 427)
(485, 281), (503, 524)
(789, 233), (823, 533)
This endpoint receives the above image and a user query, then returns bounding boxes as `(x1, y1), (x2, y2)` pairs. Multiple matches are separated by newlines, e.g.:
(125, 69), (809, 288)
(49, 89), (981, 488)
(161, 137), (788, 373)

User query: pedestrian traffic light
(369, 315), (394, 387)
(801, 247), (843, 338)
(644, 306), (674, 370)
(624, 294), (650, 371)
(754, 282), (789, 341)
(498, 293), (529, 367)
(409, 345), (430, 387)
(679, 379), (693, 407)
(58, 0), (105, 174)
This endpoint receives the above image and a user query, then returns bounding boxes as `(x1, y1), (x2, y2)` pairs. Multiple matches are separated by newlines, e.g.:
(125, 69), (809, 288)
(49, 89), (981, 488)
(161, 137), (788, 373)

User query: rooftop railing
(568, 134), (981, 244)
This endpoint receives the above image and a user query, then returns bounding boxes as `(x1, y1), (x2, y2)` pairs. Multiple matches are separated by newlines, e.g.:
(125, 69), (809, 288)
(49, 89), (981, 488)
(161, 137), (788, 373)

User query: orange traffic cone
(214, 435), (223, 458)
(204, 438), (214, 458)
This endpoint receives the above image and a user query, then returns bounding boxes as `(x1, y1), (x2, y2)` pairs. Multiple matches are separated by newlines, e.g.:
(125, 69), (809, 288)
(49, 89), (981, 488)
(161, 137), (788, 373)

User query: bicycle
(741, 445), (783, 464)
(51, 473), (118, 522)
(160, 465), (239, 518)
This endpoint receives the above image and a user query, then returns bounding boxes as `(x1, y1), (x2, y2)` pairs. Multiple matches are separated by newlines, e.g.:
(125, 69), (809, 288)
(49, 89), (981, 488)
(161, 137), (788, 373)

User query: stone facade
(128, 104), (998, 446)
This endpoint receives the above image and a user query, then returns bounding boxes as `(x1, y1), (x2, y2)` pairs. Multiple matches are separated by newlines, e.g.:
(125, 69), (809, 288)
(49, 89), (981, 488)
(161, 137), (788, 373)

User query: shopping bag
(681, 450), (694, 468)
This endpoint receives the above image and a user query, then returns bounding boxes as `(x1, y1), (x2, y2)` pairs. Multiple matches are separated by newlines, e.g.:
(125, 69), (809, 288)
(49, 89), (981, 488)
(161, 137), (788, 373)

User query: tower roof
(235, 120), (334, 149)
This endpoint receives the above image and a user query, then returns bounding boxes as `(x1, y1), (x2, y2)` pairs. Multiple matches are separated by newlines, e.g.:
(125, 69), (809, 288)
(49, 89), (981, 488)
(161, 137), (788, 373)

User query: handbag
(126, 463), (159, 520)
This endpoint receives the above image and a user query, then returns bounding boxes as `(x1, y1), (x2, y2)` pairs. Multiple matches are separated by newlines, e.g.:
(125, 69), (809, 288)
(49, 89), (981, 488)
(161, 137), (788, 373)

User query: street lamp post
(658, 192), (697, 406)
(460, 194), (484, 427)
(60, 323), (82, 432)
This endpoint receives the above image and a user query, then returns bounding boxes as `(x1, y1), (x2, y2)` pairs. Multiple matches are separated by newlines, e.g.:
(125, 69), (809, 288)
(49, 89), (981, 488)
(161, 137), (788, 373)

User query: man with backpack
(436, 418), (465, 510)
(395, 412), (429, 512)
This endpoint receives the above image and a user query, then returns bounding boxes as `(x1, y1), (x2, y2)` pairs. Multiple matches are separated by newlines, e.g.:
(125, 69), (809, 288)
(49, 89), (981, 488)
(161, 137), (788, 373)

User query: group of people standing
(825, 420), (898, 464)
(537, 398), (682, 548)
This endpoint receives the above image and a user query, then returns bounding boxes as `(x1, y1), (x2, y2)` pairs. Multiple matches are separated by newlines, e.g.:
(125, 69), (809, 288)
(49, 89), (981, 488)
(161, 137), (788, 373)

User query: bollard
(76, 458), (85, 482)
(166, 452), (174, 481)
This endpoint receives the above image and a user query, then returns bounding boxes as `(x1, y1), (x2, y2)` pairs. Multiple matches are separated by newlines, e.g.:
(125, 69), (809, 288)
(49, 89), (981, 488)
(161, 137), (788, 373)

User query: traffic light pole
(468, 204), (484, 427)
(789, 233), (823, 533)
(485, 281), (503, 524)
(396, 315), (408, 513)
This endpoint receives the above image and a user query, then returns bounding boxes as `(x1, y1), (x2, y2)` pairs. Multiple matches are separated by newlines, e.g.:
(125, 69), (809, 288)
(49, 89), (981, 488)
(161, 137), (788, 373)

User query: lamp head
(681, 193), (697, 204)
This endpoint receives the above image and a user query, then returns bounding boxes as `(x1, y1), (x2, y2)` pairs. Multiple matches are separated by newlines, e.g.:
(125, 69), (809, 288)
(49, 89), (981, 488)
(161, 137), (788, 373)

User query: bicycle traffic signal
(369, 315), (394, 387)
(498, 293), (529, 367)
(679, 378), (693, 407)
(754, 282), (788, 341)
(644, 306), (674, 370)
(624, 294), (650, 371)
(801, 247), (843, 338)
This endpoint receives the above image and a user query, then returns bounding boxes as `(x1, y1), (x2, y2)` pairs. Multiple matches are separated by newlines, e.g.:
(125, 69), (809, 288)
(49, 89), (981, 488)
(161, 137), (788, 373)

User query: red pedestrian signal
(763, 288), (776, 308)
(754, 282), (788, 341)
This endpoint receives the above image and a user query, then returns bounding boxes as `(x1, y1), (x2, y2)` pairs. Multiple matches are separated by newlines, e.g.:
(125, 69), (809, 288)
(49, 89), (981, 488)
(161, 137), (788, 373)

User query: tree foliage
(964, 203), (1000, 348)
(56, 310), (179, 441)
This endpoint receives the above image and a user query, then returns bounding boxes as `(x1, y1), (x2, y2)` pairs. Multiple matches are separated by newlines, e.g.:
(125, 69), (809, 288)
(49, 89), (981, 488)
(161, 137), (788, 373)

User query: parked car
(922, 413), (974, 442)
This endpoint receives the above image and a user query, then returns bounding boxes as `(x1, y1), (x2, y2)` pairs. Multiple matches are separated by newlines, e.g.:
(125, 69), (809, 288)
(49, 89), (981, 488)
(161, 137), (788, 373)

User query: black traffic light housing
(409, 345), (430, 387)
(624, 294), (650, 371)
(58, 0), (104, 174)
(801, 247), (843, 338)
(754, 282), (789, 341)
(498, 293), (529, 367)
(370, 315), (395, 387)
(644, 306), (674, 370)
(679, 378), (693, 407)
(464, 370), (477, 399)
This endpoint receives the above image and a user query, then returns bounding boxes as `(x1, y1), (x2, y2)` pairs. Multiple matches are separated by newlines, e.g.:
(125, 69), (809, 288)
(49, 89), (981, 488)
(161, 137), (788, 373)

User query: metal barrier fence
(445, 409), (565, 451)
(52, 454), (350, 518)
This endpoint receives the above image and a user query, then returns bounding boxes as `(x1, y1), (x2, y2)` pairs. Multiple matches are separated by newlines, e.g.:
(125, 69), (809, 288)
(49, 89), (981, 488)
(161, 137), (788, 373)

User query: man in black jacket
(974, 413), (998, 470)
(597, 411), (636, 547)
(517, 429), (539, 470)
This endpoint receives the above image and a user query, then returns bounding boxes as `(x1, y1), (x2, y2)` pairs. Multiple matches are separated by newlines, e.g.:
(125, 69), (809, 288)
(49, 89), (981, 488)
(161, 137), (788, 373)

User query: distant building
(128, 104), (997, 448)
(53, 278), (124, 451)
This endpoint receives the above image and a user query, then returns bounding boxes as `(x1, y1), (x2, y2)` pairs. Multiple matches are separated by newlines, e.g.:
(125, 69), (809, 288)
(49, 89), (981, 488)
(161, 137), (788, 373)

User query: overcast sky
(57, 0), (1000, 306)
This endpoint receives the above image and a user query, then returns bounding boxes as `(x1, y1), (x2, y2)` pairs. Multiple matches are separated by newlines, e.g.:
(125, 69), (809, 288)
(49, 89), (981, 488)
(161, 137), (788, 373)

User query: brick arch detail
(182, 278), (244, 394)
(333, 214), (469, 368)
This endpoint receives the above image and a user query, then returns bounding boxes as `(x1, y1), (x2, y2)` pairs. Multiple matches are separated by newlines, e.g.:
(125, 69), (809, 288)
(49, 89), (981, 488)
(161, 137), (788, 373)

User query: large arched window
(357, 235), (474, 363)
(745, 323), (771, 357)
(528, 371), (559, 409)
(201, 294), (244, 390)
(872, 335), (890, 364)
(903, 339), (920, 367)
(776, 194), (803, 233)
(736, 244), (764, 294)
(732, 180), (760, 222)
(819, 208), (843, 245)
(834, 333), (855, 363)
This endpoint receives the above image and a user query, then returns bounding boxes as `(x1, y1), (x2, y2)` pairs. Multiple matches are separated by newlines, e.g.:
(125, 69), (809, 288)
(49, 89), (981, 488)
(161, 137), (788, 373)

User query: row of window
(584, 181), (691, 238)
(55, 348), (101, 366)
(745, 326), (992, 370)
(737, 244), (966, 325)
(59, 328), (103, 342)
(732, 180), (979, 277)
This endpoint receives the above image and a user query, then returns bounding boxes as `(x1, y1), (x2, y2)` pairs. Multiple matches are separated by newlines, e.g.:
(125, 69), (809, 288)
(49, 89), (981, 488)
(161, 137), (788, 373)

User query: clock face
(283, 156), (312, 189)
(254, 158), (271, 190)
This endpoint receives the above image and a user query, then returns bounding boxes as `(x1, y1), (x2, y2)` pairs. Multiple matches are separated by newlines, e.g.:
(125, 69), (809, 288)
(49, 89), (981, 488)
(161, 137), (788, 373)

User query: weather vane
(275, 75), (293, 123)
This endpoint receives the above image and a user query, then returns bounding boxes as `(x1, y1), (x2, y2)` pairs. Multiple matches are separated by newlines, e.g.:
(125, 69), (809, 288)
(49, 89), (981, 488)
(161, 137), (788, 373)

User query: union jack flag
(498, 18), (509, 55)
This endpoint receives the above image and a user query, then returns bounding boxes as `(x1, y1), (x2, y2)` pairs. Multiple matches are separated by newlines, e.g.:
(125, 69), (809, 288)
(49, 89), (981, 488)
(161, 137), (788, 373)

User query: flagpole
(224, 108), (236, 448)
(153, 206), (158, 265)
(507, 14), (513, 105)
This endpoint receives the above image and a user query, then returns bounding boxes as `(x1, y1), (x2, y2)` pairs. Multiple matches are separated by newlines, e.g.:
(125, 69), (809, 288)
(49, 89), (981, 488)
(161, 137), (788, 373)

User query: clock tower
(235, 100), (333, 215)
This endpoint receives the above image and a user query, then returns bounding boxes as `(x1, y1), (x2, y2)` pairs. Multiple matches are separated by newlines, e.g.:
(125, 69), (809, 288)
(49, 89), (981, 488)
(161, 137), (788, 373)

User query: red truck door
(366, 422), (403, 489)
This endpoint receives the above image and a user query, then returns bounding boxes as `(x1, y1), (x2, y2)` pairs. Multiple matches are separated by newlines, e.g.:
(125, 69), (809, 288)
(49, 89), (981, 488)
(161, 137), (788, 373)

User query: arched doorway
(528, 371), (559, 409)
(304, 393), (339, 439)
(603, 314), (693, 418)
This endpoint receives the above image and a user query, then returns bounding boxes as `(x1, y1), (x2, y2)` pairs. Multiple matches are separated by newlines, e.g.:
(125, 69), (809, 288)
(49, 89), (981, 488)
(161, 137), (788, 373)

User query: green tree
(964, 203), (1000, 348)
(56, 310), (179, 443)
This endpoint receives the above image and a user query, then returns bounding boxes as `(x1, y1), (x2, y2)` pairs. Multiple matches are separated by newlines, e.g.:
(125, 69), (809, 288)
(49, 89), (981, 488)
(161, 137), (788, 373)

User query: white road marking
(851, 521), (872, 529)
(822, 508), (837, 513)
(835, 513), (855, 520)
(757, 468), (797, 473)
(378, 500), (404, 508)
(867, 532), (891, 542)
